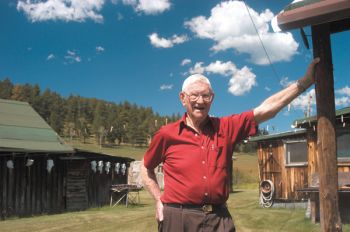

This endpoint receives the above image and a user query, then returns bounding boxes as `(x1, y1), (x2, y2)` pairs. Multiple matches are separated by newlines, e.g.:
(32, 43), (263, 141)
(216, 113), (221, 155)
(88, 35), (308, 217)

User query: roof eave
(277, 0), (350, 31)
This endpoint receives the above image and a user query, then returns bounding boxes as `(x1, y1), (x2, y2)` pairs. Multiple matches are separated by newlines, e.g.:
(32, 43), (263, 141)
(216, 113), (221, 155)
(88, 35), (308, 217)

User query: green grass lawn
(1, 189), (349, 231)
(30, 140), (347, 231)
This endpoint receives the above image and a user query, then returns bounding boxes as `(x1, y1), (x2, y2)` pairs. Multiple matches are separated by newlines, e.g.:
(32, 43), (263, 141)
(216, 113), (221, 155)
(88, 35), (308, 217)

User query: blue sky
(1, 0), (349, 133)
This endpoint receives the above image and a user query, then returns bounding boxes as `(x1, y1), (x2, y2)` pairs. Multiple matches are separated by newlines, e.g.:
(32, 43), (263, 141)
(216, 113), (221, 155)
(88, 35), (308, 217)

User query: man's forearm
(141, 162), (161, 201)
(254, 58), (319, 124)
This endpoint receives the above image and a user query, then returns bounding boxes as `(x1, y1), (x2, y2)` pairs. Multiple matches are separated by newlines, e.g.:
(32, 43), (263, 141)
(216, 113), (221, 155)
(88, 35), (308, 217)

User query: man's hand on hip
(156, 200), (164, 222)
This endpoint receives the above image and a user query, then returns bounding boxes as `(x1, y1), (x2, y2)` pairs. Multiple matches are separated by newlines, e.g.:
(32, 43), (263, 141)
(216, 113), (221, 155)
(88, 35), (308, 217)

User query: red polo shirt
(143, 110), (257, 205)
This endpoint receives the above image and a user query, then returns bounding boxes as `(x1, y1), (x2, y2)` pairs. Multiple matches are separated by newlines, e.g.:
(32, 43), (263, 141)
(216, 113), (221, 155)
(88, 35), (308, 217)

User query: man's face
(180, 81), (214, 123)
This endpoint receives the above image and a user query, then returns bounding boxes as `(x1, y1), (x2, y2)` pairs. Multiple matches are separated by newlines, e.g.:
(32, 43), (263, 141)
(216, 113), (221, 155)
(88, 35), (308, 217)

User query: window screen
(337, 130), (350, 158)
(286, 141), (307, 164)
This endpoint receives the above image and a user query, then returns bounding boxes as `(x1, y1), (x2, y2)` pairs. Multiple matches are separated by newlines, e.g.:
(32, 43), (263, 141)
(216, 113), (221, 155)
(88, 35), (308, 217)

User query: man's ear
(179, 92), (186, 106)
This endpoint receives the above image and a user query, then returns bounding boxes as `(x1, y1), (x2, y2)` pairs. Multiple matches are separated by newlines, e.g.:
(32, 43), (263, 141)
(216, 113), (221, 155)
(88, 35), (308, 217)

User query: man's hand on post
(298, 57), (320, 90)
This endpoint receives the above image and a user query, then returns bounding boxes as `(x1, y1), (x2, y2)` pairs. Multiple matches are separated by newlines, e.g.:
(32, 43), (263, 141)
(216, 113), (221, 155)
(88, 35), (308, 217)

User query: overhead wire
(241, 0), (283, 87)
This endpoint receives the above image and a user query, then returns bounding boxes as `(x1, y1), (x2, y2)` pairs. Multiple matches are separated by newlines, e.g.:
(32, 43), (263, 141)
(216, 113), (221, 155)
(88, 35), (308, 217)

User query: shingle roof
(0, 99), (74, 153)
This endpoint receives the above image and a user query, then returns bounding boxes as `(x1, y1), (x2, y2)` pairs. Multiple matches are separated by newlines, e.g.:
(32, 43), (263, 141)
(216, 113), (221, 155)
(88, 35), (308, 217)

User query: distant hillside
(0, 78), (181, 147)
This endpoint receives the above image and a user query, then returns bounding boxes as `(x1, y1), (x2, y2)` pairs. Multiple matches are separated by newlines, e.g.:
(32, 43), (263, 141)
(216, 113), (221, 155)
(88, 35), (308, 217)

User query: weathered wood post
(311, 23), (342, 232)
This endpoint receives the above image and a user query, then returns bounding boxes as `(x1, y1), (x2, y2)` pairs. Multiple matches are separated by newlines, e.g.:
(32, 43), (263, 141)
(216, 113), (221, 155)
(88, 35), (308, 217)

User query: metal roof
(0, 99), (74, 153)
(293, 107), (350, 128)
(277, 0), (350, 33)
(249, 129), (306, 142)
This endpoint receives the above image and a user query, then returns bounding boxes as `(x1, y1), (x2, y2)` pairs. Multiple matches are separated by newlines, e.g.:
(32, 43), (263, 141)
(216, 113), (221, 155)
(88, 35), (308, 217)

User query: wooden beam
(311, 23), (342, 232)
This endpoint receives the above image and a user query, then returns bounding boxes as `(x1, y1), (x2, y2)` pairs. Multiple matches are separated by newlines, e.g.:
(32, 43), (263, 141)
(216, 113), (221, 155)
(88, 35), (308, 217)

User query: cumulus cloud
(46, 53), (55, 60)
(160, 84), (173, 90)
(228, 66), (256, 96)
(185, 0), (298, 65)
(290, 89), (315, 111)
(149, 33), (188, 48)
(188, 60), (256, 96)
(121, 0), (170, 15)
(181, 58), (191, 66)
(335, 97), (350, 107)
(289, 85), (350, 113)
(335, 86), (350, 107)
(17, 0), (104, 23)
(336, 86), (350, 96)
(96, 46), (105, 53)
(64, 50), (81, 63)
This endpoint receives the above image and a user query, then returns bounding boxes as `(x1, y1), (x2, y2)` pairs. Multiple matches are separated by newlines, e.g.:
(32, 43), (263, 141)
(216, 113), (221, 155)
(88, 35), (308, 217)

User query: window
(285, 140), (308, 165)
(337, 129), (350, 160)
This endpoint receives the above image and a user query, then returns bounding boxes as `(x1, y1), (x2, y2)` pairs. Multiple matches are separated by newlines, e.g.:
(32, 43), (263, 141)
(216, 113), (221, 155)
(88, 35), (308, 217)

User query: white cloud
(181, 58), (191, 66)
(335, 97), (350, 107)
(17, 0), (104, 23)
(149, 33), (188, 48)
(46, 53), (55, 60)
(264, 86), (271, 91)
(290, 89), (315, 111)
(228, 66), (256, 96)
(185, 0), (298, 65)
(336, 86), (350, 96)
(188, 60), (256, 96)
(279, 76), (293, 88)
(160, 84), (173, 90)
(122, 0), (170, 15)
(205, 60), (236, 76)
(96, 46), (105, 53)
(64, 50), (81, 63)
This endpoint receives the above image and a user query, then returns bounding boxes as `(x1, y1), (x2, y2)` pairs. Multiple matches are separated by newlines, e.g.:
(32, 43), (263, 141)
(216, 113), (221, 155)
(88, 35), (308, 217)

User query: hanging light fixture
(105, 161), (111, 174)
(97, 161), (103, 174)
(115, 162), (120, 174)
(121, 163), (126, 176)
(7, 160), (14, 169)
(90, 160), (97, 173)
(47, 159), (54, 173)
(26, 158), (34, 167)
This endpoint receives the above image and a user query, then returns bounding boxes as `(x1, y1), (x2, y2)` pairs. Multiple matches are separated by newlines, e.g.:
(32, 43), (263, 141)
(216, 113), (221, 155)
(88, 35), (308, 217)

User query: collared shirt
(143, 110), (257, 205)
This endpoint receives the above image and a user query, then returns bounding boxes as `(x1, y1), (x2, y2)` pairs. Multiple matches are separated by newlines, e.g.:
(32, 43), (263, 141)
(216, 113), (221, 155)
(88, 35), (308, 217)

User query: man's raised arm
(254, 58), (320, 124)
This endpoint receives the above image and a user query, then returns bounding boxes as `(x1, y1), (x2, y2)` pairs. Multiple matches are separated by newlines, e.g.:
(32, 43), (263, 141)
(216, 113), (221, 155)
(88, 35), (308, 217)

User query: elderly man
(142, 58), (320, 232)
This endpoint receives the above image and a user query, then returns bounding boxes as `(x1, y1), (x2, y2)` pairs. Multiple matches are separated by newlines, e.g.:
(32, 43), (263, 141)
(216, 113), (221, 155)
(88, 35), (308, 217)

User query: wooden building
(0, 99), (133, 219)
(250, 107), (350, 221)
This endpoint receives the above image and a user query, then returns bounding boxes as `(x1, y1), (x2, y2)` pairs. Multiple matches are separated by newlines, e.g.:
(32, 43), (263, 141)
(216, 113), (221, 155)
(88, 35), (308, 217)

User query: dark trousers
(158, 204), (236, 232)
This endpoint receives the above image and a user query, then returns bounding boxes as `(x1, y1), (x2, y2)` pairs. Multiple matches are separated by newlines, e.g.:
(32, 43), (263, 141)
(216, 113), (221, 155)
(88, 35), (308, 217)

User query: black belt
(164, 203), (226, 213)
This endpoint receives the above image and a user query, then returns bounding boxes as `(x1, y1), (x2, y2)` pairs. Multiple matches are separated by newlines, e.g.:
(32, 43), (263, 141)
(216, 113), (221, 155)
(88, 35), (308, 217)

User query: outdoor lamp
(91, 160), (97, 173)
(26, 158), (34, 167)
(105, 161), (111, 174)
(121, 163), (126, 176)
(47, 159), (54, 173)
(7, 160), (14, 169)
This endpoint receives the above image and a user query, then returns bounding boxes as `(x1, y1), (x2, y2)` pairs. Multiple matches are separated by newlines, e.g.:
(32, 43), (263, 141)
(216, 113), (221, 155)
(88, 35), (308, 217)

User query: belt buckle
(202, 204), (213, 213)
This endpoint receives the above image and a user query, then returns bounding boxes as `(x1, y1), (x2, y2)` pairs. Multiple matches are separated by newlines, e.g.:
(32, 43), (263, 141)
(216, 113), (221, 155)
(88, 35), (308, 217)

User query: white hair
(182, 74), (212, 92)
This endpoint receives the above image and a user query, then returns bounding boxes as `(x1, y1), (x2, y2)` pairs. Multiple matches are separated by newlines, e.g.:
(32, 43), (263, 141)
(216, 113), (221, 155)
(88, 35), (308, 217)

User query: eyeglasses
(184, 92), (213, 102)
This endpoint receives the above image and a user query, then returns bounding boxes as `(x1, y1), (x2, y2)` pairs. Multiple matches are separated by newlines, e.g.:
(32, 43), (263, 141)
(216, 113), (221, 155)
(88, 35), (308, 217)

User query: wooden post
(311, 23), (342, 232)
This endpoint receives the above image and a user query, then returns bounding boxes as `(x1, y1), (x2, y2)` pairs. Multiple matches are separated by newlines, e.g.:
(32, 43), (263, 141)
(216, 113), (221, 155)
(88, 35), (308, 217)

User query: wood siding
(0, 153), (130, 220)
(0, 155), (65, 219)
(306, 128), (350, 185)
(257, 138), (308, 201)
(257, 128), (350, 202)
